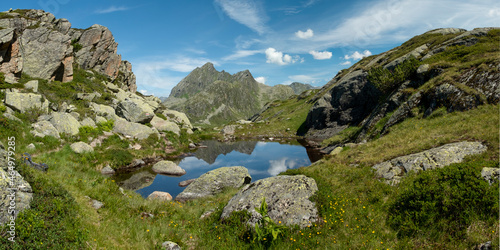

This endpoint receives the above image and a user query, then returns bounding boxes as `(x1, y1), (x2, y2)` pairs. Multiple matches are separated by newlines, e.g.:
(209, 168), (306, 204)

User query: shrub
(368, 56), (420, 93)
(387, 160), (499, 239)
(97, 120), (114, 132)
(71, 39), (82, 53)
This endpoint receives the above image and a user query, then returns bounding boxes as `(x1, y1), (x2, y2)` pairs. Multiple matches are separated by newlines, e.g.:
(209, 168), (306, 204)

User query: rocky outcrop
(373, 141), (487, 185)
(481, 167), (499, 185)
(289, 82), (315, 95)
(220, 175), (318, 228)
(90, 103), (117, 121)
(4, 92), (49, 113)
(152, 161), (186, 176)
(305, 70), (381, 139)
(0, 9), (136, 91)
(175, 166), (251, 202)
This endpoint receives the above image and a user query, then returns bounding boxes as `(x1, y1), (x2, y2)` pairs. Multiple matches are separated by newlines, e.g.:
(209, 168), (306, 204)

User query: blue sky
(2, 1), (499, 97)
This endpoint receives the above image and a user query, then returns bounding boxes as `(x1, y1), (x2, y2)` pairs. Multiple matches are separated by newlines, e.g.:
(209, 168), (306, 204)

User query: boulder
(175, 166), (251, 202)
(329, 147), (343, 156)
(373, 141), (488, 185)
(101, 166), (115, 175)
(150, 116), (180, 135)
(220, 175), (318, 228)
(24, 80), (39, 92)
(112, 118), (157, 140)
(31, 120), (60, 139)
(221, 125), (237, 135)
(49, 112), (81, 136)
(161, 241), (181, 250)
(152, 161), (186, 176)
(90, 103), (117, 121)
(481, 167), (499, 185)
(70, 142), (94, 154)
(5, 92), (49, 113)
(147, 191), (173, 201)
(162, 110), (193, 129)
(115, 99), (154, 124)
(179, 179), (196, 187)
(0, 160), (33, 226)
(80, 117), (97, 128)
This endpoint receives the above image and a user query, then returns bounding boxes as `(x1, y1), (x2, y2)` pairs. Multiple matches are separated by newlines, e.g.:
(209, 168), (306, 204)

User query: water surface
(116, 140), (319, 199)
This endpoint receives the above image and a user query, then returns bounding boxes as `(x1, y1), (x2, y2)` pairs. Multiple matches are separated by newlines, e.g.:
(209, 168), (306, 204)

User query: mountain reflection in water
(120, 140), (320, 199)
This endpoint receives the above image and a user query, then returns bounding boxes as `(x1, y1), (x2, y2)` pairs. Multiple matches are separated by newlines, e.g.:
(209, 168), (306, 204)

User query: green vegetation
(71, 39), (83, 53)
(368, 56), (420, 93)
(388, 159), (499, 239)
(253, 198), (287, 244)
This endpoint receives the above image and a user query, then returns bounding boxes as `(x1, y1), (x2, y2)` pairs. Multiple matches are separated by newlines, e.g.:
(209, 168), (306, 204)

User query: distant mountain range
(163, 63), (315, 125)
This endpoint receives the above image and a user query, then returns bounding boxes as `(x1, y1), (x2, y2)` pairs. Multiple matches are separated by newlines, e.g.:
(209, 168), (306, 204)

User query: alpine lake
(112, 139), (323, 199)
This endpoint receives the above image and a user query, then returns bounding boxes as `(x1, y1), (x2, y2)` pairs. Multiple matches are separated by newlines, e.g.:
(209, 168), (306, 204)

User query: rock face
(0, 142), (33, 226)
(175, 166), (251, 202)
(373, 141), (487, 185)
(305, 70), (381, 139)
(305, 27), (499, 141)
(289, 82), (316, 95)
(164, 62), (295, 125)
(0, 9), (136, 91)
(4, 92), (49, 113)
(152, 161), (186, 176)
(220, 175), (318, 228)
(162, 110), (193, 129)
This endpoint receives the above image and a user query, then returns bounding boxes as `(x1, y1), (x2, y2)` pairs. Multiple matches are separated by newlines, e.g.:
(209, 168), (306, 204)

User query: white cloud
(265, 48), (301, 65)
(255, 76), (266, 84)
(222, 49), (262, 61)
(295, 28), (314, 39)
(341, 61), (352, 65)
(344, 50), (372, 60)
(489, 8), (500, 17)
(139, 89), (148, 95)
(309, 50), (332, 60)
(215, 0), (269, 34)
(94, 6), (130, 14)
(288, 74), (317, 83)
(311, 0), (500, 49)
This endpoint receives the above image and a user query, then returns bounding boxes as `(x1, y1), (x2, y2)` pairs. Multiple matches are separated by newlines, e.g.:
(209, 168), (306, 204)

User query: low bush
(387, 160), (499, 239)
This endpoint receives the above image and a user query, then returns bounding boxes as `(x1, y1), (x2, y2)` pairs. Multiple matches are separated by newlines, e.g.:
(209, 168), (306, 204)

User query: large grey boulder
(152, 161), (186, 176)
(373, 141), (488, 185)
(24, 80), (39, 92)
(115, 99), (154, 124)
(112, 118), (157, 140)
(175, 166), (251, 202)
(90, 103), (117, 121)
(48, 112), (81, 136)
(150, 116), (180, 135)
(220, 175), (318, 228)
(31, 120), (60, 139)
(305, 70), (381, 139)
(5, 92), (49, 113)
(70, 142), (94, 154)
(162, 110), (193, 129)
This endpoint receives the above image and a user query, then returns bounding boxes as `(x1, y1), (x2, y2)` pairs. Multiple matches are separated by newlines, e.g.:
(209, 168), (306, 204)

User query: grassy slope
(1, 103), (497, 249)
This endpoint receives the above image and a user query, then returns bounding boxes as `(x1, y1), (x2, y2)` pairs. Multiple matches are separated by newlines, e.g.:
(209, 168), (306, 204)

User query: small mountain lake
(113, 139), (322, 199)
